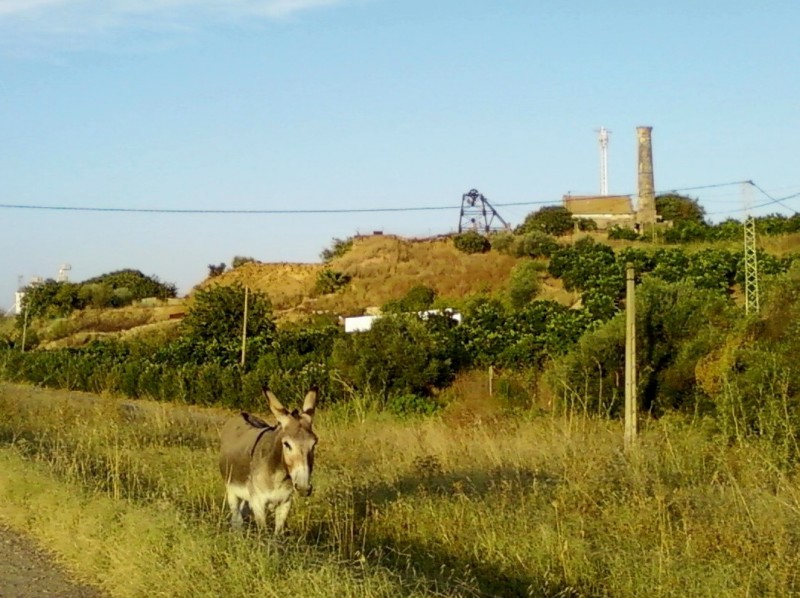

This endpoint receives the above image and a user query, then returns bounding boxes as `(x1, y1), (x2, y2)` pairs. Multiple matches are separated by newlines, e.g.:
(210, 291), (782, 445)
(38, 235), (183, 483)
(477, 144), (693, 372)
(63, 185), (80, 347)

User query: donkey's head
(264, 388), (318, 497)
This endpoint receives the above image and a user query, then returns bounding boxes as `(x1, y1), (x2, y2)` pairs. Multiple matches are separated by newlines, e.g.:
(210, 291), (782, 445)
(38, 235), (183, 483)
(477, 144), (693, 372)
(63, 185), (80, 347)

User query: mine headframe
(458, 189), (511, 234)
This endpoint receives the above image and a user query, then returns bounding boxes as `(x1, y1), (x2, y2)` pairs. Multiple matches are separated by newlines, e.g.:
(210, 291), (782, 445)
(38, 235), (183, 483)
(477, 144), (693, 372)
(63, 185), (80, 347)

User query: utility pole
(240, 286), (249, 368)
(21, 307), (29, 353)
(743, 183), (760, 315)
(624, 263), (638, 450)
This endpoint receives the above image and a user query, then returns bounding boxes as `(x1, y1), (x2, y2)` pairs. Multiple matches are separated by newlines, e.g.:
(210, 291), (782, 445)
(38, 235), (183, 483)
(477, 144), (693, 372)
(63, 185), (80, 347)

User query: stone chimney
(636, 126), (657, 225)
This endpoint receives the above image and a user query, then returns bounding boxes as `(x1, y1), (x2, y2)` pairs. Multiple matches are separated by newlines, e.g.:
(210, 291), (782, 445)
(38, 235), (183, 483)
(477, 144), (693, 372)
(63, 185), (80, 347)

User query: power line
(0, 180), (796, 216)
(706, 190), (800, 216)
(0, 199), (556, 214)
(750, 181), (799, 214)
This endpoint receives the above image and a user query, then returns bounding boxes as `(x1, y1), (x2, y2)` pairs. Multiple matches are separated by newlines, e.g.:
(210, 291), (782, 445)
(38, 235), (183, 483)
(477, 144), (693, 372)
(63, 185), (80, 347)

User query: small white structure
(13, 291), (25, 315)
(57, 264), (72, 282)
(344, 315), (378, 333)
(343, 309), (462, 333)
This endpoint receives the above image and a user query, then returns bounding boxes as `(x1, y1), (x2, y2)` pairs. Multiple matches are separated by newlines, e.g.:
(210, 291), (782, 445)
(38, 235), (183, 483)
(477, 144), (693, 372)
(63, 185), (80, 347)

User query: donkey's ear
(263, 388), (291, 426)
(302, 388), (318, 420)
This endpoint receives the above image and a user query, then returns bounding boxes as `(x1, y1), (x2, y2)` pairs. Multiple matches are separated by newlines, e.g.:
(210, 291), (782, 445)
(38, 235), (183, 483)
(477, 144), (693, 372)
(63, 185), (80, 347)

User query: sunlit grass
(1, 383), (800, 597)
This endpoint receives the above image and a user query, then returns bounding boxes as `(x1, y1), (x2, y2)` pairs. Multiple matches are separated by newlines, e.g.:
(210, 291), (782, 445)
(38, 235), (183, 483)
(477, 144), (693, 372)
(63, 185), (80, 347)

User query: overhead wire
(0, 180), (798, 216)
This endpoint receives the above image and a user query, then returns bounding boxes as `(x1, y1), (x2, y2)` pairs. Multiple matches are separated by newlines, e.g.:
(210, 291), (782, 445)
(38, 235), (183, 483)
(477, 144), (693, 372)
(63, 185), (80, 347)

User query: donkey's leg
(273, 500), (292, 536)
(225, 486), (244, 529)
(251, 498), (269, 532)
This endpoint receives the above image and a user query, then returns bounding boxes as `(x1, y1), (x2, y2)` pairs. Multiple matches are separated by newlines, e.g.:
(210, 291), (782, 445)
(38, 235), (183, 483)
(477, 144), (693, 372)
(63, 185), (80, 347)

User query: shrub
(386, 393), (440, 416)
(383, 285), (437, 314)
(489, 231), (516, 254)
(507, 260), (543, 309)
(232, 256), (258, 268)
(608, 226), (640, 241)
(320, 237), (353, 263)
(453, 231), (491, 254)
(314, 269), (352, 295)
(207, 263), (226, 278)
(332, 314), (460, 399)
(514, 232), (559, 258)
(664, 221), (710, 243)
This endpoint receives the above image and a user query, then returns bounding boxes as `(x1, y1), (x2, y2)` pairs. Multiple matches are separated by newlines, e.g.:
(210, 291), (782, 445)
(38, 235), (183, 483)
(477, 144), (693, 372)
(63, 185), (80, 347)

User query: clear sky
(1, 0), (799, 310)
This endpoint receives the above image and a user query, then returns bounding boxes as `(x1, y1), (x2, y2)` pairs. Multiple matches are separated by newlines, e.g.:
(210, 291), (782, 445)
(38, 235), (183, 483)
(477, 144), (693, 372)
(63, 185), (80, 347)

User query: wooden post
(488, 365), (494, 397)
(20, 307), (29, 353)
(240, 286), (249, 368)
(624, 263), (638, 450)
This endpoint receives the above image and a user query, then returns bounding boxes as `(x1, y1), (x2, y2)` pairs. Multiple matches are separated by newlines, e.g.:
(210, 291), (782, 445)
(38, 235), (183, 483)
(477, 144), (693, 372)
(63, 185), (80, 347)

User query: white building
(13, 291), (25, 315)
(343, 309), (462, 333)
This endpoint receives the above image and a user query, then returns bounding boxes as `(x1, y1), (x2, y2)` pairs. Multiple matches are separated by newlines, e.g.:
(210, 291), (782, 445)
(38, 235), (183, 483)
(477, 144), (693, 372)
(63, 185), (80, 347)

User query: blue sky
(1, 0), (799, 309)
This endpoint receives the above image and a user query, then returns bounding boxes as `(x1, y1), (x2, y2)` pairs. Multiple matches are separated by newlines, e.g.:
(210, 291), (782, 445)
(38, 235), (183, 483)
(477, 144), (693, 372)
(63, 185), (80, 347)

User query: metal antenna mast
(458, 189), (511, 234)
(743, 181), (760, 315)
(597, 126), (610, 196)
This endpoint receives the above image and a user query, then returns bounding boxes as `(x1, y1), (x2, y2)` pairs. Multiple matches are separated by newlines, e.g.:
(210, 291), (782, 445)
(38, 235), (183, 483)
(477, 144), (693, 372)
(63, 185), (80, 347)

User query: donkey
(218, 388), (318, 535)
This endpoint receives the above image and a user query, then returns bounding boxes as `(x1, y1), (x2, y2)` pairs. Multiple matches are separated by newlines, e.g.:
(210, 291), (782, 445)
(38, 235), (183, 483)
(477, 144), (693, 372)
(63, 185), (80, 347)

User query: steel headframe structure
(458, 189), (511, 234)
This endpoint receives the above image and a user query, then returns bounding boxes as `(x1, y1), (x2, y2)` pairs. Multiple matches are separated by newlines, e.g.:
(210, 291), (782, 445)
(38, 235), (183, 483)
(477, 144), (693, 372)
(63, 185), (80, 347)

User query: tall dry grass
(1, 383), (800, 597)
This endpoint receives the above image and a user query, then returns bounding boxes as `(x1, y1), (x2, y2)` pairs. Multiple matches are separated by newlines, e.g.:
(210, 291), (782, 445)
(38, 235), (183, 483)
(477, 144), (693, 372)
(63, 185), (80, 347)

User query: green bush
(607, 226), (640, 241)
(314, 269), (352, 295)
(547, 277), (736, 418)
(514, 232), (559, 258)
(383, 285), (437, 314)
(332, 314), (460, 399)
(386, 393), (440, 416)
(664, 221), (710, 243)
(320, 237), (354, 263)
(516, 206), (574, 237)
(655, 193), (706, 224)
(207, 263), (226, 278)
(453, 231), (491, 254)
(232, 256), (258, 268)
(180, 283), (276, 366)
(489, 231), (515, 254)
(507, 260), (543, 309)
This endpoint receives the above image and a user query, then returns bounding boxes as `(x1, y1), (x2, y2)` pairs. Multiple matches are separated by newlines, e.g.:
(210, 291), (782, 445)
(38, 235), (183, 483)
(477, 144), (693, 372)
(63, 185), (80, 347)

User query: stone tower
(636, 126), (657, 226)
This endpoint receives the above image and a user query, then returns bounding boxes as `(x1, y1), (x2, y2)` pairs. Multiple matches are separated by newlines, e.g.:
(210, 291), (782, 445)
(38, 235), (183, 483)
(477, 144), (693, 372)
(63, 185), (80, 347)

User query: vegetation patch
(2, 384), (800, 597)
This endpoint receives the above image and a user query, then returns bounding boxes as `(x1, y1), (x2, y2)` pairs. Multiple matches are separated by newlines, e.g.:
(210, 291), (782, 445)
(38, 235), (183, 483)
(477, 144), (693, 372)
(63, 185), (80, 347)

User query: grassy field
(1, 382), (799, 597)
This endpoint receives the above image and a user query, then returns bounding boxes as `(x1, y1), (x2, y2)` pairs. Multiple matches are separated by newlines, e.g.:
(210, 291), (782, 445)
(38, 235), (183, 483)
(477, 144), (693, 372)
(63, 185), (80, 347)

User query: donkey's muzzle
(295, 484), (313, 497)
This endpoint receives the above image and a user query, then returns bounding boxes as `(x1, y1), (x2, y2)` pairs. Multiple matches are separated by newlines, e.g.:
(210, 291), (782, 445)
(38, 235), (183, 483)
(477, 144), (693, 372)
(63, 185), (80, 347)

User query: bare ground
(0, 523), (104, 598)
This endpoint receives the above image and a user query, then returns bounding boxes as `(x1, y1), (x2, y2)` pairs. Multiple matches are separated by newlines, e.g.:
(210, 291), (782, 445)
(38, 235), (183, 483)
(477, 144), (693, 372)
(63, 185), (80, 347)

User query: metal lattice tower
(597, 127), (610, 196)
(743, 183), (760, 315)
(458, 189), (511, 234)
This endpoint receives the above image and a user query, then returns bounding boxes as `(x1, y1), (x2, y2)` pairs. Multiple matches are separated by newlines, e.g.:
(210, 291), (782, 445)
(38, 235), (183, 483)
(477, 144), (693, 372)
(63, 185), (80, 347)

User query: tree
(516, 206), (574, 237)
(208, 263), (226, 278)
(655, 194), (706, 224)
(332, 314), (459, 398)
(507, 260), (543, 309)
(180, 283), (276, 365)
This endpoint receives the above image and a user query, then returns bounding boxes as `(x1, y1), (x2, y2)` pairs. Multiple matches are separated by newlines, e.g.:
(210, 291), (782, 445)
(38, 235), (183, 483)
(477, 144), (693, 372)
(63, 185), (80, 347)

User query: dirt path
(0, 524), (105, 598)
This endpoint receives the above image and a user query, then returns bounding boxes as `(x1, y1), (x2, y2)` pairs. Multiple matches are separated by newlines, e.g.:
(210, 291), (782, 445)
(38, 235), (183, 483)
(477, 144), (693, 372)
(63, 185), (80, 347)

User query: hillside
(203, 234), (574, 319)
(21, 227), (800, 346)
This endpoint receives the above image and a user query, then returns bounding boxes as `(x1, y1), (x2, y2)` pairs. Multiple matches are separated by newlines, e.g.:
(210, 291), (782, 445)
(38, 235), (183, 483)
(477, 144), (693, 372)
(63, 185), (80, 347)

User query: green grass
(1, 383), (800, 597)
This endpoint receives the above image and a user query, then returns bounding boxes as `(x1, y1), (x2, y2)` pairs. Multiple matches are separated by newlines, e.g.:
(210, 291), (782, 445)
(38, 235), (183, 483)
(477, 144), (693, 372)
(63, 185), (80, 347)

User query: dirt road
(0, 523), (104, 598)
